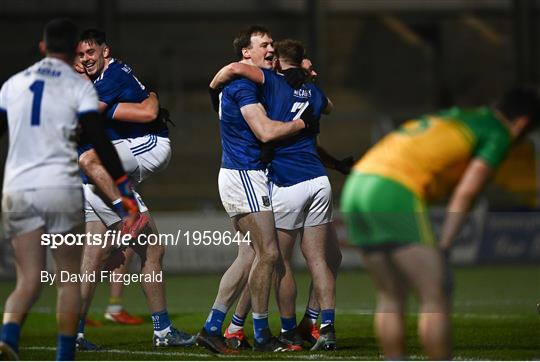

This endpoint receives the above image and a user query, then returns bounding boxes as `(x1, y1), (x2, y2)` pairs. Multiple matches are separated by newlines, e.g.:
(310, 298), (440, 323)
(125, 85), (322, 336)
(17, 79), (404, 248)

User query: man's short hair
(79, 28), (107, 45)
(495, 86), (540, 134)
(233, 25), (270, 60)
(274, 39), (305, 67)
(43, 18), (79, 54)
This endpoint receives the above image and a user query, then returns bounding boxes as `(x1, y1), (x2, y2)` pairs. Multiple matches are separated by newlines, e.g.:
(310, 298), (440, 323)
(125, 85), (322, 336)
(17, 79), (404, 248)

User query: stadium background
(0, 0), (539, 359)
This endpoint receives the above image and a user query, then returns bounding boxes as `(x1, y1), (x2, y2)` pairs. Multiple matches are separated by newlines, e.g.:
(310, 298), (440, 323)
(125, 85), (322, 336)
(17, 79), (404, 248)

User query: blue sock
(304, 307), (320, 323)
(321, 309), (335, 327)
(203, 308), (226, 336)
(56, 334), (76, 361)
(151, 310), (172, 332)
(280, 316), (297, 332)
(0, 323), (20, 353)
(231, 313), (246, 327)
(252, 312), (269, 344)
(77, 318), (85, 336)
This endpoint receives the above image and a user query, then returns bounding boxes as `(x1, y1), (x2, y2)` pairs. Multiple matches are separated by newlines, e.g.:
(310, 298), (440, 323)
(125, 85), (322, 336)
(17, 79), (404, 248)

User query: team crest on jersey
(262, 196), (270, 207)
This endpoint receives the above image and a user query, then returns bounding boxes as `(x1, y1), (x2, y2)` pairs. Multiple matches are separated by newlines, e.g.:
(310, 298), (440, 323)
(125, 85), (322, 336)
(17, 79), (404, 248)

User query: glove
(283, 68), (308, 89)
(209, 87), (222, 113)
(335, 156), (355, 175)
(299, 105), (319, 135)
(114, 175), (138, 217)
(157, 107), (175, 126)
(260, 142), (275, 164)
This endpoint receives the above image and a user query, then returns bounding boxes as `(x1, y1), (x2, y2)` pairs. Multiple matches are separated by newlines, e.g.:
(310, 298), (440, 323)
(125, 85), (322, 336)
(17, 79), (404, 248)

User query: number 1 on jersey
(29, 80), (44, 126)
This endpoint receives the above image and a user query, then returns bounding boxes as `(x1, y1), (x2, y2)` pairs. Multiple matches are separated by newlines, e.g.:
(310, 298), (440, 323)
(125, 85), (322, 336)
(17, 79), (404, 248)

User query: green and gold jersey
(354, 107), (512, 200)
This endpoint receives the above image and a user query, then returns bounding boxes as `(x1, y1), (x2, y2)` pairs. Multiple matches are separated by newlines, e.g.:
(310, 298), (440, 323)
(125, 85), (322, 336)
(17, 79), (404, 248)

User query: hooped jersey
(259, 69), (328, 187)
(354, 107), (512, 199)
(0, 57), (98, 192)
(94, 58), (168, 140)
(219, 77), (266, 170)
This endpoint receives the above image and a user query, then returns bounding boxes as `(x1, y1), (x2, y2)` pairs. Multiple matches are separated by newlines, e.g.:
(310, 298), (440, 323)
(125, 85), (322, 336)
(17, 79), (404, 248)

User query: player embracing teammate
(197, 25), (346, 354)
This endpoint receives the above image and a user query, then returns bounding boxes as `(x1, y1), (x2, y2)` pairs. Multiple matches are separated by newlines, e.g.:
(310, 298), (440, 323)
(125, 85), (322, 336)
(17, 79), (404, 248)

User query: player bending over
(341, 87), (540, 360)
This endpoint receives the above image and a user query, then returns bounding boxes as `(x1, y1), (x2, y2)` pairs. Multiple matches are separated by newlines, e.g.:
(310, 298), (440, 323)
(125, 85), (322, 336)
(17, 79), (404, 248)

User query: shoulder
(227, 77), (259, 92)
(261, 68), (278, 81)
(101, 60), (132, 81)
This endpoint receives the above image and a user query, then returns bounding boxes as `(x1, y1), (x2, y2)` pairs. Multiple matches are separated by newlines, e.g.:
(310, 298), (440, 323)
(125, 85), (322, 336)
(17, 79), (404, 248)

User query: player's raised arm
(240, 102), (318, 143)
(210, 62), (265, 90)
(439, 158), (493, 252)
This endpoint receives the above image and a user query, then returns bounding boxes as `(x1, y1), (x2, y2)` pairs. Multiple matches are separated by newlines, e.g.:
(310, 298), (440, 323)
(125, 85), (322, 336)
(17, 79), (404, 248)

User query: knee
(79, 150), (99, 174)
(143, 244), (165, 265)
(376, 290), (406, 313)
(417, 286), (447, 312)
(16, 278), (42, 302)
(259, 247), (279, 266)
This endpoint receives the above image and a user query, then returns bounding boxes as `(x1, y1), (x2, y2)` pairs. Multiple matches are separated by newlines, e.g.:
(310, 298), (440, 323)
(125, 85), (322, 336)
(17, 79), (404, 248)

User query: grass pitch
(0, 266), (539, 360)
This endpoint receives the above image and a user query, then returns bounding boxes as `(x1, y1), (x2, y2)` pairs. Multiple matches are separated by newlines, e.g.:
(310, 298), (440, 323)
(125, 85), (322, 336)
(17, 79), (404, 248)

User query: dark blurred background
(0, 0), (539, 272)
(1, 0), (539, 211)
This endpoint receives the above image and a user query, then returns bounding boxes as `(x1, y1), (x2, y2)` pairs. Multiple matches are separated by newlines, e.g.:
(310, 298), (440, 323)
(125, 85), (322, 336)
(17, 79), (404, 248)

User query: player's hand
(335, 156), (355, 175)
(115, 175), (138, 216)
(156, 107), (175, 126)
(209, 87), (222, 113)
(299, 105), (320, 134)
(105, 247), (127, 271)
(283, 68), (308, 89)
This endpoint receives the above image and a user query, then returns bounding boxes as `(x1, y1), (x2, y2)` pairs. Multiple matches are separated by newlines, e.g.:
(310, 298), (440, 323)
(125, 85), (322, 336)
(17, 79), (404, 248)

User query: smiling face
(76, 40), (109, 79)
(243, 33), (274, 69)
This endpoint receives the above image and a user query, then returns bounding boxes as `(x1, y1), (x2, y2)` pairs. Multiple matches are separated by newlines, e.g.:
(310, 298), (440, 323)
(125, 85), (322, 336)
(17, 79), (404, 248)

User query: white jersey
(0, 57), (98, 192)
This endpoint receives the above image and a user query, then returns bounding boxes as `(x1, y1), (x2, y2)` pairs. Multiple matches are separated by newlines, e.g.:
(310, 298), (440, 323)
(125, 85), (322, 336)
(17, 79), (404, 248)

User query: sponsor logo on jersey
(293, 88), (312, 99)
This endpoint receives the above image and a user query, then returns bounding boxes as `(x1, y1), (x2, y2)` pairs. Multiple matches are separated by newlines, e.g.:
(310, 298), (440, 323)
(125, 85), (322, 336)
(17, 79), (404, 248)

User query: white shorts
(218, 168), (272, 217)
(112, 135), (171, 183)
(271, 176), (333, 230)
(2, 187), (83, 238)
(83, 184), (148, 227)
(83, 135), (169, 225)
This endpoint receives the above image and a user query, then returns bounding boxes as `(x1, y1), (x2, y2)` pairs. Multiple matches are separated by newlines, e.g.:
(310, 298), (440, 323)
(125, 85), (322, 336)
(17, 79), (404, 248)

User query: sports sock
(280, 316), (297, 332)
(252, 312), (269, 344)
(77, 318), (85, 339)
(107, 296), (123, 313)
(203, 304), (227, 336)
(0, 323), (20, 353)
(227, 313), (246, 334)
(152, 310), (172, 337)
(320, 309), (335, 328)
(56, 334), (76, 361)
(112, 198), (128, 218)
(304, 307), (320, 325)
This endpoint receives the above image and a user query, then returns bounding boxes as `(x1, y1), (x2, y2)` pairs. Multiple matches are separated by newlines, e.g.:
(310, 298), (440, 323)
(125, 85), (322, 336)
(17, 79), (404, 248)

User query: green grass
(1, 266), (539, 360)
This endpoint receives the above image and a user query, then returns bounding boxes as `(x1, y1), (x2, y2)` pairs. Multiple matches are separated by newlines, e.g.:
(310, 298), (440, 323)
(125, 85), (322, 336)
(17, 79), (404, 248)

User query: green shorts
(340, 173), (435, 249)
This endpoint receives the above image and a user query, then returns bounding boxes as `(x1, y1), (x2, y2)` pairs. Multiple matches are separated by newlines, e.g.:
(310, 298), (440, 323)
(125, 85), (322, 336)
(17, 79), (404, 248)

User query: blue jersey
(260, 69), (328, 187)
(219, 78), (265, 170)
(95, 59), (168, 140)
